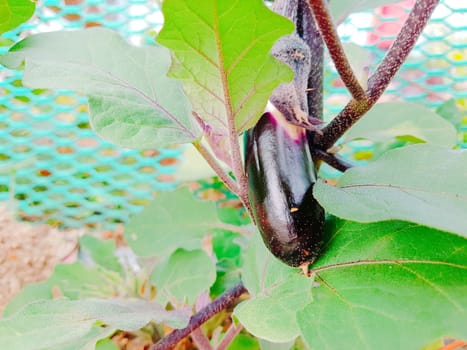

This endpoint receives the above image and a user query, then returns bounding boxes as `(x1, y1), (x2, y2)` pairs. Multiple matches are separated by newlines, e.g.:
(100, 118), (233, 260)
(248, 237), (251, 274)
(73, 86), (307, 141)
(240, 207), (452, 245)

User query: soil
(0, 204), (82, 314)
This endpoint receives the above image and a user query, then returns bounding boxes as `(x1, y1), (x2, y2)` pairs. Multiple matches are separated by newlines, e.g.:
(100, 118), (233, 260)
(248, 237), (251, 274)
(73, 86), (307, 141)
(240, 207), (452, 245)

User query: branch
(191, 328), (213, 350)
(366, 0), (440, 103)
(297, 0), (324, 121)
(216, 323), (243, 350)
(151, 282), (247, 350)
(311, 147), (354, 172)
(307, 0), (366, 101)
(193, 141), (239, 195)
(316, 0), (440, 151)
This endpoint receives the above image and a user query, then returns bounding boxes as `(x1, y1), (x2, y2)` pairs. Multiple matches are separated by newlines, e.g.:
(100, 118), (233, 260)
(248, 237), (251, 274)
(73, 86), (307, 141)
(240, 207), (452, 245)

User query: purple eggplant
(245, 109), (324, 267)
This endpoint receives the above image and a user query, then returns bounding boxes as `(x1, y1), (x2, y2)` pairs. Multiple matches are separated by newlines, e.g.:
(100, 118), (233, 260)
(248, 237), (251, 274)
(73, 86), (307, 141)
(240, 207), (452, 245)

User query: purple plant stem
(311, 148), (354, 172)
(193, 141), (239, 195)
(297, 0), (324, 122)
(307, 0), (366, 101)
(191, 328), (213, 350)
(316, 0), (440, 151)
(216, 323), (243, 350)
(151, 283), (247, 350)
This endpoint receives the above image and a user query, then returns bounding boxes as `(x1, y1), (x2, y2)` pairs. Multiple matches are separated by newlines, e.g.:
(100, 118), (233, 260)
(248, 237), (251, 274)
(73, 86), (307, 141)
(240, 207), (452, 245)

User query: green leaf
(157, 0), (294, 133)
(314, 144), (467, 237)
(227, 333), (259, 350)
(2, 281), (51, 317)
(217, 205), (251, 226)
(3, 262), (123, 317)
(297, 218), (467, 350)
(95, 338), (120, 350)
(0, 0), (35, 34)
(152, 249), (216, 304)
(234, 234), (313, 343)
(330, 0), (401, 24)
(125, 187), (221, 257)
(79, 235), (124, 275)
(343, 102), (457, 147)
(436, 98), (464, 129)
(0, 28), (200, 148)
(211, 229), (243, 296)
(0, 298), (189, 350)
(342, 43), (371, 77)
(258, 339), (294, 350)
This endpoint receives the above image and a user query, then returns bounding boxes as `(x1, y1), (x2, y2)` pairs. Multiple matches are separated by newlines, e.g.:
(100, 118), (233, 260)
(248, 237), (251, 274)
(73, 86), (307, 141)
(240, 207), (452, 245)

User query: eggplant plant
(0, 0), (466, 349)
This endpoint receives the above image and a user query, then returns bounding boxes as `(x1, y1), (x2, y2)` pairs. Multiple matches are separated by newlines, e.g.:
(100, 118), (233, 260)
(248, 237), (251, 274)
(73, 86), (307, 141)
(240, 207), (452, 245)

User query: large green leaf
(314, 144), (467, 237)
(152, 248), (217, 304)
(125, 187), (221, 257)
(343, 102), (457, 147)
(234, 234), (313, 343)
(157, 0), (294, 133)
(297, 218), (467, 350)
(0, 28), (200, 148)
(0, 298), (189, 350)
(0, 0), (35, 34)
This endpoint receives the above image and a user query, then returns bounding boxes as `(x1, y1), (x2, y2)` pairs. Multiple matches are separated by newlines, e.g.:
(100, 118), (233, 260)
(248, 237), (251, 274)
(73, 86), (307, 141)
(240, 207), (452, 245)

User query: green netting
(0, 0), (466, 229)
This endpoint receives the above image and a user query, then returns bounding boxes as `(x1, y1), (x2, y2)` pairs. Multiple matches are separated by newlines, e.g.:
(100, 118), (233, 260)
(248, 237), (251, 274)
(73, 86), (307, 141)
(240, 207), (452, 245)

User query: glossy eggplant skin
(245, 111), (324, 267)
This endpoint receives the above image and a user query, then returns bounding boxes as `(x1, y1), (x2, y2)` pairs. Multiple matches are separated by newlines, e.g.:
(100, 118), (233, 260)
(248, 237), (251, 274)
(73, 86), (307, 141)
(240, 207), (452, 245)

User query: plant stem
(216, 323), (243, 350)
(316, 0), (440, 151)
(311, 148), (354, 172)
(151, 282), (247, 350)
(191, 328), (213, 350)
(193, 141), (239, 194)
(226, 120), (252, 218)
(307, 0), (366, 101)
(366, 0), (440, 103)
(297, 0), (324, 121)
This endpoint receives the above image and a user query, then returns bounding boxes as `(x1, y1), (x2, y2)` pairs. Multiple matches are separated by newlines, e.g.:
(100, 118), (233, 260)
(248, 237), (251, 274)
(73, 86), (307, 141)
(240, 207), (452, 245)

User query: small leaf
(125, 187), (221, 257)
(211, 229), (243, 295)
(0, 0), (35, 34)
(227, 333), (260, 350)
(0, 298), (189, 350)
(3, 262), (123, 316)
(436, 98), (464, 129)
(152, 248), (216, 304)
(234, 234), (313, 343)
(330, 0), (401, 24)
(297, 218), (467, 350)
(0, 28), (200, 148)
(157, 0), (294, 133)
(95, 338), (120, 350)
(79, 235), (124, 275)
(342, 43), (371, 78)
(258, 339), (294, 350)
(314, 144), (467, 237)
(343, 102), (457, 147)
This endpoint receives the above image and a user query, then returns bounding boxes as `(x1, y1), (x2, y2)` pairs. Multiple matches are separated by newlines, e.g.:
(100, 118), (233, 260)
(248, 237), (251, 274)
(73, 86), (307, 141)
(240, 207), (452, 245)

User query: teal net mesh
(0, 0), (466, 229)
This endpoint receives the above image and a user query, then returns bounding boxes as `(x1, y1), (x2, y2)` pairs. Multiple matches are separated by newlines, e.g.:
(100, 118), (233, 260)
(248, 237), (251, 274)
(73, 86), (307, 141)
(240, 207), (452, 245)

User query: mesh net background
(0, 0), (466, 229)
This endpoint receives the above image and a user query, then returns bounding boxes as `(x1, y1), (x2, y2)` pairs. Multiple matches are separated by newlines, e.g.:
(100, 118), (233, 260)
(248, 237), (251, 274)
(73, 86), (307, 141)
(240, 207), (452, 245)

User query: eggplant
(245, 108), (324, 267)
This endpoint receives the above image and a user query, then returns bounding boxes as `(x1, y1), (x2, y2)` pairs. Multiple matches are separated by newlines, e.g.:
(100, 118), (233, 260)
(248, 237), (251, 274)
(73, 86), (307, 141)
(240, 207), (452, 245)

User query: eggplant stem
(307, 0), (366, 101)
(151, 283), (247, 350)
(311, 148), (355, 172)
(315, 0), (440, 151)
(193, 141), (239, 194)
